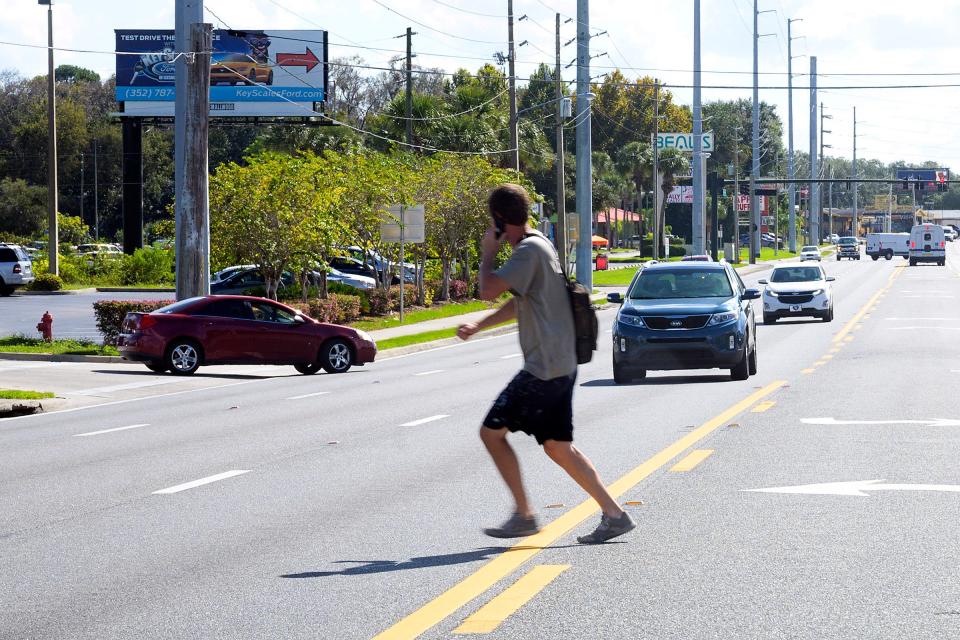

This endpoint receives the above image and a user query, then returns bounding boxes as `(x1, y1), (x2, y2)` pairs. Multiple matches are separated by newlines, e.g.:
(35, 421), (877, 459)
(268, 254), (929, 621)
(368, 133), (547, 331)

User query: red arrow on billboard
(276, 47), (319, 72)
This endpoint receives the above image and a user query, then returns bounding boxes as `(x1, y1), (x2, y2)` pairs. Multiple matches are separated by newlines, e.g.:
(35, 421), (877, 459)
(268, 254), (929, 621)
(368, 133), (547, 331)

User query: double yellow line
(374, 380), (786, 639)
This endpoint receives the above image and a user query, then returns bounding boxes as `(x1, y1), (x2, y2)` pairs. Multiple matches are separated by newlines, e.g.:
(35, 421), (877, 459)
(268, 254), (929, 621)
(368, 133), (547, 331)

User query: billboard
(666, 186), (693, 204)
(115, 29), (327, 117)
(657, 132), (714, 152)
(894, 167), (949, 188)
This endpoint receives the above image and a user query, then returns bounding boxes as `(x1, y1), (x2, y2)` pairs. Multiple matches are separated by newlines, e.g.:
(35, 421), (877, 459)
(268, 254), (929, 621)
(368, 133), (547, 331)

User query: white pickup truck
(866, 233), (910, 261)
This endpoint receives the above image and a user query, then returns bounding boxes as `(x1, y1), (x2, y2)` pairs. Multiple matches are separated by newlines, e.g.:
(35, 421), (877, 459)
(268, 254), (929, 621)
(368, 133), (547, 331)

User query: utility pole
(92, 141), (99, 241)
(733, 127), (740, 262)
(42, 0), (59, 275)
(809, 56), (819, 246)
(887, 184), (893, 232)
(786, 18), (802, 253)
(174, 0), (211, 300)
(852, 106), (858, 238)
(691, 0), (704, 254)
(574, 0), (593, 287)
(652, 79), (660, 261)
(79, 152), (84, 228)
(554, 13), (567, 270)
(507, 0), (519, 173)
(827, 165), (833, 236)
(405, 27), (413, 146)
(819, 101), (832, 240)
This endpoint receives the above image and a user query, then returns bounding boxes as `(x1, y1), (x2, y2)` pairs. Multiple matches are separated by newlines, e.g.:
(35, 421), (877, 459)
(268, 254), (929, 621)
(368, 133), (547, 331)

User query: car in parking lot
(0, 243), (34, 296)
(607, 261), (760, 383)
(117, 295), (377, 376)
(799, 245), (822, 261)
(759, 264), (836, 324)
(210, 268), (297, 295)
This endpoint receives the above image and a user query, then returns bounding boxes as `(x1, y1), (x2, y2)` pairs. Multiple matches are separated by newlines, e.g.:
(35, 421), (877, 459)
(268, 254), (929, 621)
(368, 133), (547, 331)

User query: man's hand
(481, 225), (502, 258)
(457, 322), (480, 341)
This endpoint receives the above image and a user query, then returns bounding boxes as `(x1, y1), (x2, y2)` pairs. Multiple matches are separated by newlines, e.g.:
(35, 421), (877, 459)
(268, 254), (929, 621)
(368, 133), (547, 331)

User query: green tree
(57, 212), (90, 245)
(0, 178), (46, 238)
(55, 65), (101, 84)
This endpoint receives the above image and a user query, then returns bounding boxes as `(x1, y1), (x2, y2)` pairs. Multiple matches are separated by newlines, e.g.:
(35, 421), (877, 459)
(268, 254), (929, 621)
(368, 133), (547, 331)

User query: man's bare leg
(480, 426), (534, 518)
(542, 440), (624, 518)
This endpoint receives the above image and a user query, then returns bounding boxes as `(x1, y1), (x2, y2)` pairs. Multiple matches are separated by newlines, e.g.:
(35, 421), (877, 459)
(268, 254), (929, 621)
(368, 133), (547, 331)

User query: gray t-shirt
(495, 231), (577, 380)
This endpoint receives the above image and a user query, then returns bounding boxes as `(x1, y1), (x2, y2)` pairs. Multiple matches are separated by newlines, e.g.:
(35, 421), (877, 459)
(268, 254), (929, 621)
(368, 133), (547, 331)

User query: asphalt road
(2, 247), (959, 639)
(0, 291), (170, 341)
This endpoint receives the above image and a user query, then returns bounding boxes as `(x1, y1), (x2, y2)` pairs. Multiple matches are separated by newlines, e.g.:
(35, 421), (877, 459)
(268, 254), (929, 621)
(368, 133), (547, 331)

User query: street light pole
(691, 0), (704, 254)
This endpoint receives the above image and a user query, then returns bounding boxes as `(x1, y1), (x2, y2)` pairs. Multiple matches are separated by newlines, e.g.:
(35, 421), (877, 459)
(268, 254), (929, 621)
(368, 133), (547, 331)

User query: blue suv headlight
(707, 311), (737, 326)
(619, 314), (645, 327)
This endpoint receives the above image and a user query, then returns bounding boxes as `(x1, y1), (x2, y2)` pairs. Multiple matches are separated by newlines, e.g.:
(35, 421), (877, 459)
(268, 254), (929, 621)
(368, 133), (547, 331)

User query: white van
(866, 233), (910, 261)
(909, 224), (946, 266)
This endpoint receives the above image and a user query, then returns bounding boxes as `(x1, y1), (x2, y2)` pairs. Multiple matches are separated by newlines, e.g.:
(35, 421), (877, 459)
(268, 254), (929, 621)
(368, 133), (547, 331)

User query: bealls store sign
(657, 132), (714, 152)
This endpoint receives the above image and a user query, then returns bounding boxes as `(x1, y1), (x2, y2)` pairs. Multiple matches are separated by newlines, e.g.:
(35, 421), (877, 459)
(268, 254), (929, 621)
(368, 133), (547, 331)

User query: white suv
(759, 263), (836, 324)
(0, 243), (35, 296)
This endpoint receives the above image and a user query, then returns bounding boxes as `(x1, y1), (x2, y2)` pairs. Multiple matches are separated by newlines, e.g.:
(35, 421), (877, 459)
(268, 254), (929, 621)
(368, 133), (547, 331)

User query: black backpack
(560, 272), (599, 364)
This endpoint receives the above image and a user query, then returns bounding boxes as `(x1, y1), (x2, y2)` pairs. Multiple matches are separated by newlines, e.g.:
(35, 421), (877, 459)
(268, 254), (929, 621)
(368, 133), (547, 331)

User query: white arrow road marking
(74, 423), (150, 437)
(744, 479), (960, 496)
(153, 470), (250, 495)
(802, 417), (960, 427)
(401, 414), (450, 427)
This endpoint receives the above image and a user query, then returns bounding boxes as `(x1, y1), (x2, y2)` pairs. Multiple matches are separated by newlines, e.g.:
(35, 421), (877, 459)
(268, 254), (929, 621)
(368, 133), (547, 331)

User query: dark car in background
(607, 262), (760, 383)
(118, 295), (376, 376)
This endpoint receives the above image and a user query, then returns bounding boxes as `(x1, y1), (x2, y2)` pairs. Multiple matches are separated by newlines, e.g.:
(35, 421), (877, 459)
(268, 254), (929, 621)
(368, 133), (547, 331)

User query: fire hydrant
(36, 311), (53, 343)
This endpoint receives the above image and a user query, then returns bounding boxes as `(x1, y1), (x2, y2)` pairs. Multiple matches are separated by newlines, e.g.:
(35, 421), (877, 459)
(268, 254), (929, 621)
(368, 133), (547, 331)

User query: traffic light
(937, 181), (947, 193)
(902, 178), (909, 190)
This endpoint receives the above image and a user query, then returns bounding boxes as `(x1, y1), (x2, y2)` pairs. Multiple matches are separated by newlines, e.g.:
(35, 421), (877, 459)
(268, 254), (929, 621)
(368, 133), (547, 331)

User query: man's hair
(488, 183), (530, 226)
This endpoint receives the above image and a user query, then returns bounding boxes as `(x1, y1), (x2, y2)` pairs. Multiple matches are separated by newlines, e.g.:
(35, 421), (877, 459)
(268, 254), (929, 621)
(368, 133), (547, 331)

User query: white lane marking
(153, 470), (250, 495)
(286, 391), (330, 400)
(500, 353), (522, 359)
(802, 417), (960, 427)
(884, 317), (952, 320)
(401, 414), (450, 427)
(743, 479), (960, 496)
(73, 423), (150, 437)
(889, 326), (960, 330)
(414, 369), (445, 377)
(66, 378), (184, 396)
(902, 295), (955, 298)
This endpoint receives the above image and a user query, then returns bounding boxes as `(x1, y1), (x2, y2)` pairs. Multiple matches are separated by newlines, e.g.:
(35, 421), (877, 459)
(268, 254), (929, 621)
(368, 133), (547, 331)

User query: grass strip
(351, 300), (496, 331)
(0, 389), (55, 400)
(0, 335), (119, 356)
(377, 321), (516, 351)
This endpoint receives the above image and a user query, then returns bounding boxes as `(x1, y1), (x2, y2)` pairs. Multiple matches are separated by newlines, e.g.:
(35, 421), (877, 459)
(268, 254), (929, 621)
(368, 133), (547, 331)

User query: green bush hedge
(93, 299), (173, 345)
(28, 273), (63, 291)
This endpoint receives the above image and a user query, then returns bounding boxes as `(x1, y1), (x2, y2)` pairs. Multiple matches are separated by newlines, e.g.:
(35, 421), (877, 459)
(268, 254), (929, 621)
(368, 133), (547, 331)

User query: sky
(3, 0), (960, 173)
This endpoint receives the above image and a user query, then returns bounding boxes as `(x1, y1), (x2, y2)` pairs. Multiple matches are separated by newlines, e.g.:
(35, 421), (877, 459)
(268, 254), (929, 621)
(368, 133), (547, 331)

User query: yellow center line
(751, 400), (776, 413)
(814, 360), (828, 366)
(670, 449), (714, 472)
(453, 565), (569, 634)
(802, 368), (815, 374)
(821, 354), (834, 360)
(372, 380), (787, 640)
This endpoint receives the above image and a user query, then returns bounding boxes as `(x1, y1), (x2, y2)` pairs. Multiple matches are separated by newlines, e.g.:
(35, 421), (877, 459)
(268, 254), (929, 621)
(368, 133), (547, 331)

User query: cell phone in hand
(494, 218), (506, 239)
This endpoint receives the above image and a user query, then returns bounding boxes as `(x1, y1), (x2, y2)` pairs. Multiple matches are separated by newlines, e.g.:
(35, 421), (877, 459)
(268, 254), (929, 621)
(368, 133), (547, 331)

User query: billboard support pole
(174, 11), (211, 300)
(121, 118), (144, 254)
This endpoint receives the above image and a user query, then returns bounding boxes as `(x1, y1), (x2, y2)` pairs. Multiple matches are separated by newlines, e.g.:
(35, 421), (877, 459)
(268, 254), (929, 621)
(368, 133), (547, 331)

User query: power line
(427, 0), (505, 18)
(367, 0), (504, 44)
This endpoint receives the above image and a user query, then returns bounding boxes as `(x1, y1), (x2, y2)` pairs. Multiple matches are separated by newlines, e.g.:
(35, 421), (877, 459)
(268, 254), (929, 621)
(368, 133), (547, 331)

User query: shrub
(449, 279), (469, 301)
(308, 297), (336, 323)
(389, 285), (419, 311)
(93, 299), (173, 345)
(119, 247), (174, 285)
(367, 289), (390, 316)
(28, 273), (63, 291)
(333, 294), (361, 323)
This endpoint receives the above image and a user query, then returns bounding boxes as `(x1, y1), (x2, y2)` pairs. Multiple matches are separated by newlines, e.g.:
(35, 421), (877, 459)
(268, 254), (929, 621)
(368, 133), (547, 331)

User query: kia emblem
(670, 320), (682, 327)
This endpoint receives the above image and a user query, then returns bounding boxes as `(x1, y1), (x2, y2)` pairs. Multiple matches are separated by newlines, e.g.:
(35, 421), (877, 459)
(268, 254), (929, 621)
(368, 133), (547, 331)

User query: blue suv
(607, 261), (761, 383)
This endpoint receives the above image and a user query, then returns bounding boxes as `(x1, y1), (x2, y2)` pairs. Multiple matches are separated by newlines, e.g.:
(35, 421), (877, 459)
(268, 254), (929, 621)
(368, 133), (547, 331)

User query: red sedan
(117, 295), (377, 376)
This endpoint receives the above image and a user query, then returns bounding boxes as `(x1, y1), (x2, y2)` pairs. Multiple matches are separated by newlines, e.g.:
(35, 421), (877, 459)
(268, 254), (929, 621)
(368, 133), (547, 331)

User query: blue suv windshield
(629, 269), (733, 299)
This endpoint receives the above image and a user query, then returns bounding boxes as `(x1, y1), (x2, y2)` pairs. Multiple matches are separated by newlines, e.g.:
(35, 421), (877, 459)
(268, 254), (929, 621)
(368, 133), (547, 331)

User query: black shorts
(483, 370), (576, 445)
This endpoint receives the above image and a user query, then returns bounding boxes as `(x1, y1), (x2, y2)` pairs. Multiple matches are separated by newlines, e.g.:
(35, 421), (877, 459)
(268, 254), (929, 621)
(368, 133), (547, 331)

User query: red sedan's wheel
(294, 362), (321, 375)
(320, 339), (353, 374)
(165, 340), (201, 376)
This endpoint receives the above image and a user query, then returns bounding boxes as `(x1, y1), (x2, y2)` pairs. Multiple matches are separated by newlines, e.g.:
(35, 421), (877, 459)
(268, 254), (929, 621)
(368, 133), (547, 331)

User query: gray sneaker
(484, 512), (540, 538)
(577, 512), (636, 544)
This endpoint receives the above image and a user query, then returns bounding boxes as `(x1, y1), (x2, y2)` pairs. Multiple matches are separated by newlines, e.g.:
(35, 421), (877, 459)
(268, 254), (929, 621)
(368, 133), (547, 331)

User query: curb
(96, 287), (175, 293)
(0, 352), (130, 364)
(18, 288), (94, 296)
(376, 323), (518, 358)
